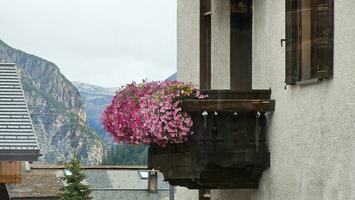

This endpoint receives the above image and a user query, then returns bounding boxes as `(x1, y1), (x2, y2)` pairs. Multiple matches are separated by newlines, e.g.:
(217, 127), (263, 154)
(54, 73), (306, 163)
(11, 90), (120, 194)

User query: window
(199, 0), (253, 90)
(285, 0), (334, 85)
(230, 0), (252, 89)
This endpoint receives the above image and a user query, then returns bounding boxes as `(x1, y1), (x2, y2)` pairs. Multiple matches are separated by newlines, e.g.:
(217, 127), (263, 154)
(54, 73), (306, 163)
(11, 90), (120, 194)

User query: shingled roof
(22, 164), (171, 200)
(0, 63), (40, 161)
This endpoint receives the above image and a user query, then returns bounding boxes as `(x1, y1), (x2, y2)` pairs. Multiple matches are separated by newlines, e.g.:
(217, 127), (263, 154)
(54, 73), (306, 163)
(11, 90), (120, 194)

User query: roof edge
(0, 150), (41, 161)
(31, 164), (149, 170)
(0, 63), (16, 66)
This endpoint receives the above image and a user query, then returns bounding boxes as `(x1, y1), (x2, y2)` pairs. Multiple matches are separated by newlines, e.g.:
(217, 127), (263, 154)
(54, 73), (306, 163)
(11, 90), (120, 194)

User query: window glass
(285, 0), (333, 84)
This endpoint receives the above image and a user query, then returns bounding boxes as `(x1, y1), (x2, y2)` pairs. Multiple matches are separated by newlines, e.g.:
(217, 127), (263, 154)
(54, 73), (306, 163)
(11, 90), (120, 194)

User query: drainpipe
(169, 185), (175, 200)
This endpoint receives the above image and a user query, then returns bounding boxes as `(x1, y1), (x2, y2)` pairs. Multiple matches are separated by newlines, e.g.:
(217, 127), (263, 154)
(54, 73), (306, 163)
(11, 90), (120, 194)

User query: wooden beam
(198, 89), (271, 99)
(182, 99), (275, 112)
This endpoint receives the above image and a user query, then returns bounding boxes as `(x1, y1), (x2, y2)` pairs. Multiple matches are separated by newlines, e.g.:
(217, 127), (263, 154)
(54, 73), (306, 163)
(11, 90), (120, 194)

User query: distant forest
(102, 144), (148, 165)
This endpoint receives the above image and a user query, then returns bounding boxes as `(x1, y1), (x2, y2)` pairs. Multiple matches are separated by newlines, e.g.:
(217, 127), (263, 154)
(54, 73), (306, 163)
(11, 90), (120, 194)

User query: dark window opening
(230, 0), (253, 90)
(286, 0), (334, 85)
(200, 0), (212, 89)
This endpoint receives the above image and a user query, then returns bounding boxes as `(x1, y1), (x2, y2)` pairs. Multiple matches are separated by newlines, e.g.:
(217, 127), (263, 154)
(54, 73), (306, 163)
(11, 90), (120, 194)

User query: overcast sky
(0, 0), (177, 88)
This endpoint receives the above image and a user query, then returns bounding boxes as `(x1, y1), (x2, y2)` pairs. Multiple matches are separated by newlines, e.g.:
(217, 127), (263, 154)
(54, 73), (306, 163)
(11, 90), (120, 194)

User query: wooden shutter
(311, 0), (334, 78)
(285, 0), (301, 85)
(0, 161), (22, 183)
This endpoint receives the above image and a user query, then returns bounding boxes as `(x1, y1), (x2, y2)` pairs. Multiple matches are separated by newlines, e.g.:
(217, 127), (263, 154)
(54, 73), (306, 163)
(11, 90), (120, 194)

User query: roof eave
(0, 150), (42, 162)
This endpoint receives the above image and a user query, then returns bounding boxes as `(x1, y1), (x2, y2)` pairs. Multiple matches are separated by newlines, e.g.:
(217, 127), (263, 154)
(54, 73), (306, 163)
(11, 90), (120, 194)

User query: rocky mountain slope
(0, 39), (104, 164)
(73, 82), (117, 143)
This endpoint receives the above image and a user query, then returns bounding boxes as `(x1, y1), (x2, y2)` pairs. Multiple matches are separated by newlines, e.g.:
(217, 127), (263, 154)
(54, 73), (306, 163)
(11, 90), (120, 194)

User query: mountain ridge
(73, 81), (118, 97)
(0, 39), (104, 164)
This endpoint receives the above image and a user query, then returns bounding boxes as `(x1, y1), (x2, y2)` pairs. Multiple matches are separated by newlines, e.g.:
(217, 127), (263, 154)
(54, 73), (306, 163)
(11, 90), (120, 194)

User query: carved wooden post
(258, 112), (267, 150)
(202, 111), (209, 151)
(212, 112), (218, 152)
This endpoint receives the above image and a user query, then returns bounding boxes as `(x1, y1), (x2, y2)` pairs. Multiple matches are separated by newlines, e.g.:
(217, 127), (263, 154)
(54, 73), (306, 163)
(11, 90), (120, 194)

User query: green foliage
(102, 144), (148, 166)
(59, 157), (92, 200)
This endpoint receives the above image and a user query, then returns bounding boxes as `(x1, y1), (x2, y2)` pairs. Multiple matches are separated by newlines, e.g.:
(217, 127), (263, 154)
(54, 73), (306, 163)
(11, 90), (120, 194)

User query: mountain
(74, 82), (151, 165)
(73, 82), (117, 99)
(0, 39), (104, 164)
(75, 73), (177, 165)
(73, 82), (117, 143)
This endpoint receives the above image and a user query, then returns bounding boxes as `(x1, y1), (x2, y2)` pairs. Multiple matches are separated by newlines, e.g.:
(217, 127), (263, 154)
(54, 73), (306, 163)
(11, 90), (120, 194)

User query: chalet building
(149, 0), (355, 200)
(0, 63), (41, 199)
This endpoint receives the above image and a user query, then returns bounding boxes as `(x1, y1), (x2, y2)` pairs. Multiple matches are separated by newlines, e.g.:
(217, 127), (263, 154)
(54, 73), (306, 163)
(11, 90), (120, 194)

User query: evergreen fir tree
(59, 156), (92, 200)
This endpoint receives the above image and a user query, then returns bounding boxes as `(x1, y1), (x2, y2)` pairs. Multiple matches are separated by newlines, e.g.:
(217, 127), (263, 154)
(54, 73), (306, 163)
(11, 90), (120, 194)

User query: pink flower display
(102, 80), (206, 146)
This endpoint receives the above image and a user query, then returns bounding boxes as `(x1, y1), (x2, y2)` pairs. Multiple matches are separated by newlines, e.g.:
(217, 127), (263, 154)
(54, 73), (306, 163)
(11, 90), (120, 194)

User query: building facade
(175, 0), (355, 199)
(0, 63), (41, 200)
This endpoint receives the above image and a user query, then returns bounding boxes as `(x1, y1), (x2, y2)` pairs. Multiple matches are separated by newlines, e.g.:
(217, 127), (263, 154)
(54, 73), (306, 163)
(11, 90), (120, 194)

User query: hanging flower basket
(102, 80), (206, 147)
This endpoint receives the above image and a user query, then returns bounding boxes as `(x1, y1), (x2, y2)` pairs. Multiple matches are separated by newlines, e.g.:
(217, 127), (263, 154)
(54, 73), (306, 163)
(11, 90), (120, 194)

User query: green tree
(102, 144), (148, 165)
(59, 156), (92, 200)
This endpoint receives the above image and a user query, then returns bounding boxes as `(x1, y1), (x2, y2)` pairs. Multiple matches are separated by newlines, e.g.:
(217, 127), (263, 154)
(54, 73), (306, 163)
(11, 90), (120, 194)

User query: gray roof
(166, 73), (177, 81)
(84, 169), (170, 190)
(91, 190), (169, 200)
(0, 63), (40, 161)
(84, 169), (170, 200)
(8, 170), (170, 200)
(23, 165), (171, 200)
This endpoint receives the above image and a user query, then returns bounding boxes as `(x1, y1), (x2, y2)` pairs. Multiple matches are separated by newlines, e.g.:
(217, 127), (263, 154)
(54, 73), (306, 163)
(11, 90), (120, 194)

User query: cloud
(0, 0), (177, 87)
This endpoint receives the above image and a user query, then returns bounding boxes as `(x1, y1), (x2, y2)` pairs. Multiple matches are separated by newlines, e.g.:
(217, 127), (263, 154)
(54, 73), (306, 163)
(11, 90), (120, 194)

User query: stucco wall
(175, 187), (199, 200)
(250, 0), (355, 200)
(177, 0), (200, 86)
(178, 0), (355, 200)
(176, 0), (200, 198)
(211, 0), (230, 89)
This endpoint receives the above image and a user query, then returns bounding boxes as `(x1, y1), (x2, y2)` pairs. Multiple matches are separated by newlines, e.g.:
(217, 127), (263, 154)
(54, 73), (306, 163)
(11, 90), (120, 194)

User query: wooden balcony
(0, 161), (22, 183)
(148, 89), (275, 189)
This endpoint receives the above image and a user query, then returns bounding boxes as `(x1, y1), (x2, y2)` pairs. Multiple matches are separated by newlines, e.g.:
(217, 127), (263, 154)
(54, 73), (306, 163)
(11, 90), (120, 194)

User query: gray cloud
(0, 0), (177, 87)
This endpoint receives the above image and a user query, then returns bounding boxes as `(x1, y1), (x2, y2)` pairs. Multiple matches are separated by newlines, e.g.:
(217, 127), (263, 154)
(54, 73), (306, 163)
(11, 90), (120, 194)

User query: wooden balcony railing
(0, 161), (22, 183)
(148, 89), (275, 189)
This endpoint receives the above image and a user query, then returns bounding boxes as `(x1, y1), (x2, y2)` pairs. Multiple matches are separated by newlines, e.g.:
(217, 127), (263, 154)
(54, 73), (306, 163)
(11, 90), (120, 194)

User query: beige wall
(177, 0), (355, 200)
(251, 0), (355, 200)
(211, 0), (230, 89)
(176, 0), (200, 198)
(177, 0), (200, 86)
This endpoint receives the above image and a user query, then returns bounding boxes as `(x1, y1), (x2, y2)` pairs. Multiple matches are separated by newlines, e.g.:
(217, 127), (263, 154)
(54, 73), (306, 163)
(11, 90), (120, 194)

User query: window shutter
(285, 0), (300, 85)
(312, 0), (334, 79)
